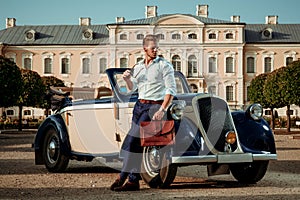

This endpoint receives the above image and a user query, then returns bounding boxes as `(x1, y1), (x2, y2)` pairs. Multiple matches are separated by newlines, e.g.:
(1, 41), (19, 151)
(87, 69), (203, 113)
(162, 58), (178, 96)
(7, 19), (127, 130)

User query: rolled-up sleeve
(163, 62), (177, 96)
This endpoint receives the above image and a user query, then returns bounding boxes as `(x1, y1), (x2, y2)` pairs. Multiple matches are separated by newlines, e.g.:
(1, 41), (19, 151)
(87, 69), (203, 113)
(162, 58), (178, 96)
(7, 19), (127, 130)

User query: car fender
(34, 114), (71, 165)
(173, 117), (205, 156)
(231, 111), (276, 154)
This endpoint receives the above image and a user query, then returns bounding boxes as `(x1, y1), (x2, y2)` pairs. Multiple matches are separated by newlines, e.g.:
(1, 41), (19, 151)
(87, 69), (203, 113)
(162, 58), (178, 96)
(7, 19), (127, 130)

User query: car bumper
(171, 153), (277, 164)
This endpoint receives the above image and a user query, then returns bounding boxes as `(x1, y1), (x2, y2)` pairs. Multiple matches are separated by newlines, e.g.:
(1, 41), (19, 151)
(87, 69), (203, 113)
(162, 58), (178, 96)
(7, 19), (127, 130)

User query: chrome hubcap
(47, 137), (58, 164)
(148, 147), (161, 171)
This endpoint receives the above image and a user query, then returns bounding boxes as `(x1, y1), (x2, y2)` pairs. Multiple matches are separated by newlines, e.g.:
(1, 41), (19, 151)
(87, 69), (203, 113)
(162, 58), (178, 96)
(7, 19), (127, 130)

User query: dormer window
(172, 33), (181, 40)
(156, 33), (165, 40)
(262, 28), (273, 39)
(208, 33), (216, 39)
(137, 34), (144, 40)
(188, 33), (197, 39)
(25, 30), (36, 41)
(226, 33), (234, 39)
(120, 33), (127, 40)
(82, 29), (93, 40)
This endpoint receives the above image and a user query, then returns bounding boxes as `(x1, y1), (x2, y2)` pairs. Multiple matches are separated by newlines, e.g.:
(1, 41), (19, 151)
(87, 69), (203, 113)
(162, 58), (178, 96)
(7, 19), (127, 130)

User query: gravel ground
(0, 129), (300, 200)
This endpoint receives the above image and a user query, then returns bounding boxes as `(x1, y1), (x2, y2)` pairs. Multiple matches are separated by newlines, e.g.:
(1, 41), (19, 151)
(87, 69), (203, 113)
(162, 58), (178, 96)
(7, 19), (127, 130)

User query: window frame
(120, 57), (128, 68)
(82, 58), (90, 74)
(226, 85), (234, 102)
(171, 55), (181, 71)
(120, 33), (128, 40)
(246, 56), (255, 73)
(99, 57), (107, 74)
(187, 55), (198, 77)
(208, 56), (217, 73)
(188, 33), (197, 40)
(171, 33), (181, 40)
(44, 57), (52, 74)
(264, 57), (272, 73)
(156, 33), (165, 40)
(225, 57), (234, 73)
(22, 53), (33, 70)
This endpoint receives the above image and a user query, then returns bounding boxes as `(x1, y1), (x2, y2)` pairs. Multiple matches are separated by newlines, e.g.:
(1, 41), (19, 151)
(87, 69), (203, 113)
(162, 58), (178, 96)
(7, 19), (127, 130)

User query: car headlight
(170, 101), (186, 120)
(247, 103), (263, 120)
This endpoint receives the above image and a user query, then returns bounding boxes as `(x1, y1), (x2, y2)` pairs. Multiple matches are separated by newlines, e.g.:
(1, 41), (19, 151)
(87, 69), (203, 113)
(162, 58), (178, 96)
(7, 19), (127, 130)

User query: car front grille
(195, 96), (236, 152)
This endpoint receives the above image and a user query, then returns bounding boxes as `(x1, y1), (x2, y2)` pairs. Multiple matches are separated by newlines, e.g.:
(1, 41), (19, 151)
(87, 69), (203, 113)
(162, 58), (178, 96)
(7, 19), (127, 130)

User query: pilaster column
(237, 47), (244, 108)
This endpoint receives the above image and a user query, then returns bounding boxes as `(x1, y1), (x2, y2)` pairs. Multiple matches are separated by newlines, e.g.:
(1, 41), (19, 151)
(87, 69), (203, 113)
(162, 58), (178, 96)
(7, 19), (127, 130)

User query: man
(110, 34), (177, 191)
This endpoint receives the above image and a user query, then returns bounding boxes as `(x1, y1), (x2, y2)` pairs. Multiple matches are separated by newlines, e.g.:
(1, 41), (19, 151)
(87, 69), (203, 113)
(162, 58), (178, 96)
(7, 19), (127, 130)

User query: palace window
(172, 33), (181, 40)
(188, 33), (197, 39)
(99, 58), (107, 73)
(82, 58), (90, 74)
(226, 33), (234, 39)
(264, 57), (272, 73)
(247, 57), (255, 73)
(226, 86), (234, 101)
(61, 58), (70, 74)
(137, 34), (144, 40)
(209, 57), (217, 73)
(120, 58), (128, 68)
(188, 55), (197, 77)
(208, 33), (216, 39)
(225, 57), (234, 73)
(172, 55), (181, 71)
(24, 58), (32, 70)
(120, 33), (127, 40)
(156, 34), (165, 40)
(44, 58), (52, 74)
(286, 57), (294, 66)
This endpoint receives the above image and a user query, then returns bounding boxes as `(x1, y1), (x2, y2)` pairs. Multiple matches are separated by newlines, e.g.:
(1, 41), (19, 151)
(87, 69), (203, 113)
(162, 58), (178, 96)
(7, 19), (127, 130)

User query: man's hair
(143, 34), (158, 47)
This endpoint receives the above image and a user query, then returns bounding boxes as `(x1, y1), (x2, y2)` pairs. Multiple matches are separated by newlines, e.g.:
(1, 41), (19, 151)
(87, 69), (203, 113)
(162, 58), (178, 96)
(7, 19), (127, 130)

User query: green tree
(248, 73), (276, 129)
(18, 69), (45, 131)
(285, 61), (300, 107)
(0, 56), (23, 108)
(264, 67), (289, 131)
(248, 73), (269, 107)
(280, 61), (300, 132)
(41, 76), (65, 116)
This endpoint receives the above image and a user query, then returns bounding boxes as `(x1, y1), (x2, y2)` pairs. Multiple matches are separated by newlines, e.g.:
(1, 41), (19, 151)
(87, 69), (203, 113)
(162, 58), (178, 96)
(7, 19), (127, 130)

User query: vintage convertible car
(34, 68), (277, 188)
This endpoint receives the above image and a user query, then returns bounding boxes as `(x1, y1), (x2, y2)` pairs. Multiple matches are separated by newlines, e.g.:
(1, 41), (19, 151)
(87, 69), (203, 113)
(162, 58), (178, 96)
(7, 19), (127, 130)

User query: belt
(139, 99), (163, 105)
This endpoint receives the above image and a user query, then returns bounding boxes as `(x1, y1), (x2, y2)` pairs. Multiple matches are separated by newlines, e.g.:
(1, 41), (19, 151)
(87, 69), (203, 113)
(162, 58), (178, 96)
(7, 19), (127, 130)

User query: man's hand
(122, 69), (133, 90)
(123, 69), (131, 80)
(152, 110), (165, 120)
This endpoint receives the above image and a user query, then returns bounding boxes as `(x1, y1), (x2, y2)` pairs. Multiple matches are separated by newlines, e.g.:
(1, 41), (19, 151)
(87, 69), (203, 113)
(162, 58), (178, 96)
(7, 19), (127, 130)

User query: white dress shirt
(131, 57), (177, 101)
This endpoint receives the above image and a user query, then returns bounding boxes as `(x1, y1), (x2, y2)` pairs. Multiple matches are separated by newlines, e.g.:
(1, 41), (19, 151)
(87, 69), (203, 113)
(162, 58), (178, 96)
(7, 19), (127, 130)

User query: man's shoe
(110, 178), (124, 191)
(114, 181), (140, 192)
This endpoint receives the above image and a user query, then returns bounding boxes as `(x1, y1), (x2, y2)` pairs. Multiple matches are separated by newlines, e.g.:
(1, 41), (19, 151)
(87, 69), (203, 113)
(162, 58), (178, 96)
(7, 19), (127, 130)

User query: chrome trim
(253, 153), (277, 160)
(172, 155), (217, 164)
(191, 94), (244, 154)
(59, 103), (115, 113)
(171, 153), (277, 164)
(217, 153), (253, 163)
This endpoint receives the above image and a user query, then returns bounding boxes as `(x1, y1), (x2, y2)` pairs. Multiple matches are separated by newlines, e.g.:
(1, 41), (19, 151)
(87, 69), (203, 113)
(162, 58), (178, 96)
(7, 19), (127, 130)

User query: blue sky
(0, 0), (299, 29)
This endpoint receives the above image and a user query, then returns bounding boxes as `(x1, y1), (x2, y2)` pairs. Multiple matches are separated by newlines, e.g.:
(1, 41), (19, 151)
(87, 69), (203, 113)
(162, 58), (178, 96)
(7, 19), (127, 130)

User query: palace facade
(0, 5), (300, 117)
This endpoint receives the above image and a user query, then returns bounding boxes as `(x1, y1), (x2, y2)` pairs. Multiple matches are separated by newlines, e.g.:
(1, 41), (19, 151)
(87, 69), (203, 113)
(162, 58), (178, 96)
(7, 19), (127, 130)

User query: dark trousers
(119, 100), (161, 183)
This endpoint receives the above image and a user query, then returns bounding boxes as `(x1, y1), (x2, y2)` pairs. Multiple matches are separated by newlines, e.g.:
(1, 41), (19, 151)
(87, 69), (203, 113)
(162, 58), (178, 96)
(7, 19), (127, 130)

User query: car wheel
(141, 146), (177, 188)
(43, 127), (69, 172)
(230, 161), (269, 184)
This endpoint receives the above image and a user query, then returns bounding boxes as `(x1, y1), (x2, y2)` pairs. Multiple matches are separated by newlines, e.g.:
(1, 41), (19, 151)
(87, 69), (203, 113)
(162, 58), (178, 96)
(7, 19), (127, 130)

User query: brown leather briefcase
(140, 120), (175, 147)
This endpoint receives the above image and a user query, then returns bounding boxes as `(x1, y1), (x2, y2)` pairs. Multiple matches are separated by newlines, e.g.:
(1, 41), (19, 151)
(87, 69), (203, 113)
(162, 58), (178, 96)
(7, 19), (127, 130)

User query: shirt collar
(139, 56), (161, 65)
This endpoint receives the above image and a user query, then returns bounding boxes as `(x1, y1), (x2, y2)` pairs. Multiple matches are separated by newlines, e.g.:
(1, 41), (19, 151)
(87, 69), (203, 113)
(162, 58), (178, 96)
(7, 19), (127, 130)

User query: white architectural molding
(4, 52), (16, 63)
